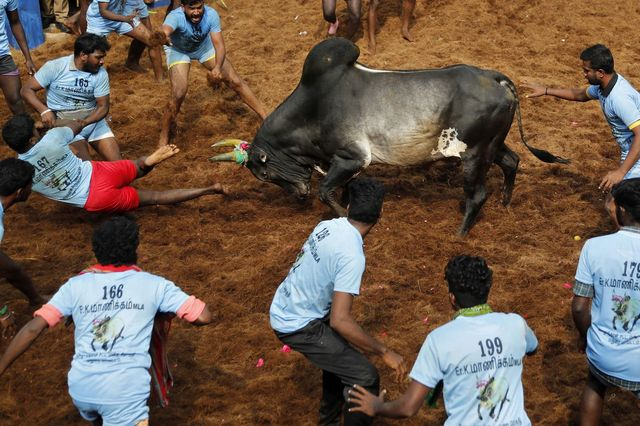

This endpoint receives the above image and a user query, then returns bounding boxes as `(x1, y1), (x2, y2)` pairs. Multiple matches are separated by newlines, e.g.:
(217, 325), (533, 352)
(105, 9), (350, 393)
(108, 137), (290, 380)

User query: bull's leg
(459, 153), (491, 236)
(319, 156), (366, 216)
(613, 318), (617, 330)
(493, 144), (520, 206)
(496, 394), (509, 420)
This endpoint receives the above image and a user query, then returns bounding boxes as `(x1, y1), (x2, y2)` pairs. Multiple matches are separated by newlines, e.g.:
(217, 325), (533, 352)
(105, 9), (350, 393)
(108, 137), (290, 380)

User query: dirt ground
(1, 0), (640, 424)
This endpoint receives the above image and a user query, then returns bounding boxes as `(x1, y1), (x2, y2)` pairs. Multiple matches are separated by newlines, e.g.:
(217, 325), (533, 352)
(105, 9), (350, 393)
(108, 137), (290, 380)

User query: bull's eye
(261, 171), (268, 179)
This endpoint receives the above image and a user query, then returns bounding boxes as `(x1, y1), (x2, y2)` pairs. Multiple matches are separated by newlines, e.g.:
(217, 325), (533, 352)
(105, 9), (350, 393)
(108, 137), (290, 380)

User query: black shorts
(0, 55), (18, 76)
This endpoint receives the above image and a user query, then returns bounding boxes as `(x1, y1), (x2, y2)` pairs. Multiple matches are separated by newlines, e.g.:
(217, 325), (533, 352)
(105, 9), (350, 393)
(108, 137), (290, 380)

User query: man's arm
(572, 295), (592, 352)
(348, 380), (431, 418)
(330, 292), (406, 380)
(98, 1), (137, 25)
(161, 24), (175, 45)
(20, 77), (56, 128)
(600, 121), (640, 192)
(191, 304), (212, 326)
(0, 250), (42, 306)
(209, 31), (226, 80)
(7, 10), (35, 75)
(523, 83), (591, 102)
(78, 95), (109, 127)
(0, 316), (48, 377)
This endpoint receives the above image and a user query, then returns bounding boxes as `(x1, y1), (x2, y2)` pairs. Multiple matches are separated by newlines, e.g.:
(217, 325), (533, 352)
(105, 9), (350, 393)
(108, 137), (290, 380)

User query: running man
(0, 0), (37, 115)
(367, 0), (416, 54)
(349, 255), (538, 425)
(123, 0), (157, 74)
(524, 44), (640, 224)
(86, 0), (164, 81)
(322, 0), (361, 39)
(2, 114), (226, 213)
(270, 177), (406, 426)
(0, 215), (213, 425)
(158, 0), (267, 147)
(21, 33), (120, 162)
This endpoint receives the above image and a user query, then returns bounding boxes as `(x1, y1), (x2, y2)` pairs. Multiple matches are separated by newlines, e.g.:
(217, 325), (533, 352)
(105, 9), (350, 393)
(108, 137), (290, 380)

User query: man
(322, 0), (361, 39)
(2, 114), (226, 212)
(158, 0), (267, 147)
(0, 0), (37, 115)
(0, 158), (47, 311)
(40, 0), (70, 33)
(349, 255), (538, 424)
(85, 0), (164, 81)
(367, 0), (416, 54)
(123, 0), (156, 73)
(270, 177), (406, 426)
(0, 215), (213, 425)
(572, 178), (640, 425)
(21, 33), (120, 162)
(524, 44), (640, 222)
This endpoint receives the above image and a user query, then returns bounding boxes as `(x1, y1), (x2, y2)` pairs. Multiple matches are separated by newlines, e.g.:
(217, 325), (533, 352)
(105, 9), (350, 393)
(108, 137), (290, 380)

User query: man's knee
(353, 362), (379, 391)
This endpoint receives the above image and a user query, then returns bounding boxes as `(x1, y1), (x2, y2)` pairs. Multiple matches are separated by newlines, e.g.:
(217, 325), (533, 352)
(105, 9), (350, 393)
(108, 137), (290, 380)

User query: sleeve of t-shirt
(611, 95), (640, 130)
(46, 281), (75, 318)
(163, 10), (180, 30)
(586, 85), (599, 100)
(523, 320), (538, 354)
(208, 8), (221, 33)
(409, 334), (443, 388)
(6, 0), (18, 12)
(34, 59), (58, 90)
(333, 252), (365, 295)
(575, 241), (594, 296)
(157, 279), (191, 314)
(93, 70), (110, 98)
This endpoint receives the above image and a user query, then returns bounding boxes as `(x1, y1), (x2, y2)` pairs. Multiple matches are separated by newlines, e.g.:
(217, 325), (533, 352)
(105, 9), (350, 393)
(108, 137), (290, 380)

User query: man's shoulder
(611, 75), (640, 99)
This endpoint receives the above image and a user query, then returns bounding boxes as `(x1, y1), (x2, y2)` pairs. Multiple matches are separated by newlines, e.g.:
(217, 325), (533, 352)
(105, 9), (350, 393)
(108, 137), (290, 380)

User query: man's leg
(400, 0), (416, 41)
(320, 370), (345, 426)
(53, 0), (70, 29)
(125, 17), (152, 73)
(345, 0), (362, 40)
(70, 139), (92, 161)
(89, 137), (121, 161)
(159, 63), (190, 147)
(124, 24), (164, 81)
(367, 0), (379, 53)
(204, 58), (267, 120)
(579, 372), (606, 426)
(0, 74), (25, 115)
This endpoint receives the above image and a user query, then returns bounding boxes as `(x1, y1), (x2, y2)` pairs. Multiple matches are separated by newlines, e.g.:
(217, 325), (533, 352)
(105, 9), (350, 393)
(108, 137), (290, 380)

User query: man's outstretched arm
(0, 316), (48, 377)
(348, 380), (431, 418)
(523, 83), (591, 101)
(0, 250), (43, 306)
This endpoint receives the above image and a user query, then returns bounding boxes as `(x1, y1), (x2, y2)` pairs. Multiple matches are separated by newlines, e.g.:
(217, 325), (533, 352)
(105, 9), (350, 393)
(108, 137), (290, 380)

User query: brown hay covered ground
(1, 0), (639, 424)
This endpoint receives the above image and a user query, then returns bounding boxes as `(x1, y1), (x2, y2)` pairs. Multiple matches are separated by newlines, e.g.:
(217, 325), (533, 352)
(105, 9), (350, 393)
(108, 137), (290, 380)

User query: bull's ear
(259, 152), (268, 163)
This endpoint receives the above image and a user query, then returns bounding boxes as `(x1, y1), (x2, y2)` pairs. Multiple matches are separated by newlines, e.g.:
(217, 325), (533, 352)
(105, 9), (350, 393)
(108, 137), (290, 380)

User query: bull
(211, 38), (568, 235)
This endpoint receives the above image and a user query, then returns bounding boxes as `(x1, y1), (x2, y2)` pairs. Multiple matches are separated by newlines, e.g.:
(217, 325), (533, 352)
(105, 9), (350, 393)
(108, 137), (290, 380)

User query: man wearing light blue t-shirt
(349, 255), (538, 425)
(572, 177), (640, 425)
(158, 0), (266, 146)
(524, 44), (640, 223)
(270, 177), (406, 426)
(21, 33), (121, 162)
(0, 216), (213, 426)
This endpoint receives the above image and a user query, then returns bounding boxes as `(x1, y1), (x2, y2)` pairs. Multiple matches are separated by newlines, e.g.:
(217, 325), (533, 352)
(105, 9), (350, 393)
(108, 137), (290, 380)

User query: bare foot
(368, 38), (377, 54)
(145, 144), (180, 167)
(209, 183), (228, 195)
(402, 27), (414, 42)
(125, 62), (147, 73)
(327, 20), (339, 35)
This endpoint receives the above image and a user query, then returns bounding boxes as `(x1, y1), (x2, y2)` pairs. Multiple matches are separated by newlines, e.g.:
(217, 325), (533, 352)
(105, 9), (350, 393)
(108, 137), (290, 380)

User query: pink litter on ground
(380, 330), (388, 337)
(562, 282), (573, 289)
(422, 316), (429, 325)
(255, 358), (264, 368)
(523, 314), (528, 319)
(281, 345), (292, 353)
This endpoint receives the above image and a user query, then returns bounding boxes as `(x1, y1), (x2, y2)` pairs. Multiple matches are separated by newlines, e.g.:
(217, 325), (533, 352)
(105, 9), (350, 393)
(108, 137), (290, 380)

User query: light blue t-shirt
(410, 312), (537, 426)
(270, 218), (365, 333)
(87, 0), (125, 20)
(48, 266), (190, 404)
(587, 75), (640, 161)
(18, 127), (92, 207)
(164, 6), (221, 53)
(0, 0), (18, 57)
(35, 54), (110, 112)
(575, 227), (640, 382)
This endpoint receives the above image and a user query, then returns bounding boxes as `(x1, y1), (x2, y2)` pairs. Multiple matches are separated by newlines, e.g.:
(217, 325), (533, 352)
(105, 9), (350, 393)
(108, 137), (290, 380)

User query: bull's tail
(499, 78), (570, 164)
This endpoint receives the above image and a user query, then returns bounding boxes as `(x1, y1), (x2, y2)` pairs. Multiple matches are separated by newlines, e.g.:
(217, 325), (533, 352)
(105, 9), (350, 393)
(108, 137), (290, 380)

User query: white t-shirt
(575, 227), (640, 381)
(410, 312), (538, 426)
(270, 218), (365, 333)
(18, 127), (92, 207)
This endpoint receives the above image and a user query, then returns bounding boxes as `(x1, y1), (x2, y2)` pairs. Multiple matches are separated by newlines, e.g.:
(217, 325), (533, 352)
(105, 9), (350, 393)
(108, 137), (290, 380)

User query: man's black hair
(612, 178), (640, 224)
(74, 33), (110, 57)
(2, 114), (35, 154)
(445, 255), (493, 308)
(580, 44), (614, 74)
(92, 216), (139, 266)
(347, 177), (385, 224)
(0, 158), (34, 197)
(181, 0), (205, 5)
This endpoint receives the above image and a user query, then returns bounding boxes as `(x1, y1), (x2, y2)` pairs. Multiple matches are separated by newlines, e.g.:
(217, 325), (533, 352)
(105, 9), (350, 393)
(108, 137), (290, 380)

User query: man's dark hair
(2, 114), (35, 154)
(92, 216), (139, 266)
(0, 158), (34, 196)
(580, 44), (614, 74)
(445, 255), (493, 308)
(347, 177), (385, 224)
(181, 0), (204, 5)
(74, 33), (110, 57)
(612, 178), (640, 224)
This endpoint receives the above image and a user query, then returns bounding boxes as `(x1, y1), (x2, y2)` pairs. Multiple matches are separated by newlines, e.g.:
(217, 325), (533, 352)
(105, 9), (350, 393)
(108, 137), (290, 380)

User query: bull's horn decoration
(209, 139), (249, 165)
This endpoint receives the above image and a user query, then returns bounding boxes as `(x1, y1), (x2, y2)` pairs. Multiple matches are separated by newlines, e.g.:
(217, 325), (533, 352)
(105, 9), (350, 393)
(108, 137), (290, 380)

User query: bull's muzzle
(209, 139), (249, 165)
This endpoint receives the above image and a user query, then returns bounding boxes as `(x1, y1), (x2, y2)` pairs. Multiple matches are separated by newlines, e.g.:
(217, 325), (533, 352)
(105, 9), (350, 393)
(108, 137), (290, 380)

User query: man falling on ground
(158, 0), (267, 147)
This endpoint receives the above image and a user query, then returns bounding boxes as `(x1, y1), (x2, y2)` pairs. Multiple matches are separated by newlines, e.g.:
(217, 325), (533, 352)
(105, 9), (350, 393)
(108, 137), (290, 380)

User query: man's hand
(25, 59), (36, 76)
(0, 311), (16, 340)
(521, 83), (546, 98)
(124, 10), (139, 25)
(599, 168), (626, 193)
(577, 334), (586, 353)
(382, 349), (407, 382)
(41, 111), (56, 128)
(348, 385), (385, 416)
(209, 66), (222, 82)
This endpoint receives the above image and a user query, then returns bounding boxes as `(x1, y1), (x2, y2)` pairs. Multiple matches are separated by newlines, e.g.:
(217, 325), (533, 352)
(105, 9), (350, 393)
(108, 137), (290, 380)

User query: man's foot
(64, 15), (82, 35)
(402, 27), (414, 42)
(144, 144), (180, 167)
(327, 20), (339, 35)
(368, 38), (377, 54)
(125, 62), (147, 73)
(207, 183), (228, 195)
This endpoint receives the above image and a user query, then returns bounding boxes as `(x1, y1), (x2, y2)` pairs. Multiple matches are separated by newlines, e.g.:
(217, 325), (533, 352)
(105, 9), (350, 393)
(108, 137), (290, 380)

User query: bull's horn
(208, 150), (248, 165)
(212, 138), (247, 148)
(215, 0), (229, 10)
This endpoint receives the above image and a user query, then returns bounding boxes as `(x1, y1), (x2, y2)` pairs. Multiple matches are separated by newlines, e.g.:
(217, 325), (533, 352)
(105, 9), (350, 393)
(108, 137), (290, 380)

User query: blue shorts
(55, 110), (114, 143)
(123, 0), (149, 19)
(86, 15), (135, 36)
(73, 397), (149, 426)
(164, 37), (216, 69)
(624, 161), (640, 179)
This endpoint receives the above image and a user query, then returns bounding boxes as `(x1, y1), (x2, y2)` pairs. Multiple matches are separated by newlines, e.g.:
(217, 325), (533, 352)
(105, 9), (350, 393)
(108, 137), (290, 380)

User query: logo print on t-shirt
(90, 315), (125, 352)
(611, 293), (640, 332)
(476, 376), (510, 421)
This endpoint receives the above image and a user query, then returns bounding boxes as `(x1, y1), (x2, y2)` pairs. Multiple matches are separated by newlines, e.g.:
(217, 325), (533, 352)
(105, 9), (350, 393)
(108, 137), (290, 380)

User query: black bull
(212, 38), (567, 235)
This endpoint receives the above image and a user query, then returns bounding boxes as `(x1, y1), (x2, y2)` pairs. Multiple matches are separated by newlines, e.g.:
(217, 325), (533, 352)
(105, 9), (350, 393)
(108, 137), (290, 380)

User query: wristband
(40, 109), (52, 116)
(0, 305), (7, 316)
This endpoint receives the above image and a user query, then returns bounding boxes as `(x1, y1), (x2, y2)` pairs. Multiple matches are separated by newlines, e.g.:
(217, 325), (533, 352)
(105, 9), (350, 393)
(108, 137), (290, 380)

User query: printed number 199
(478, 337), (503, 357)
